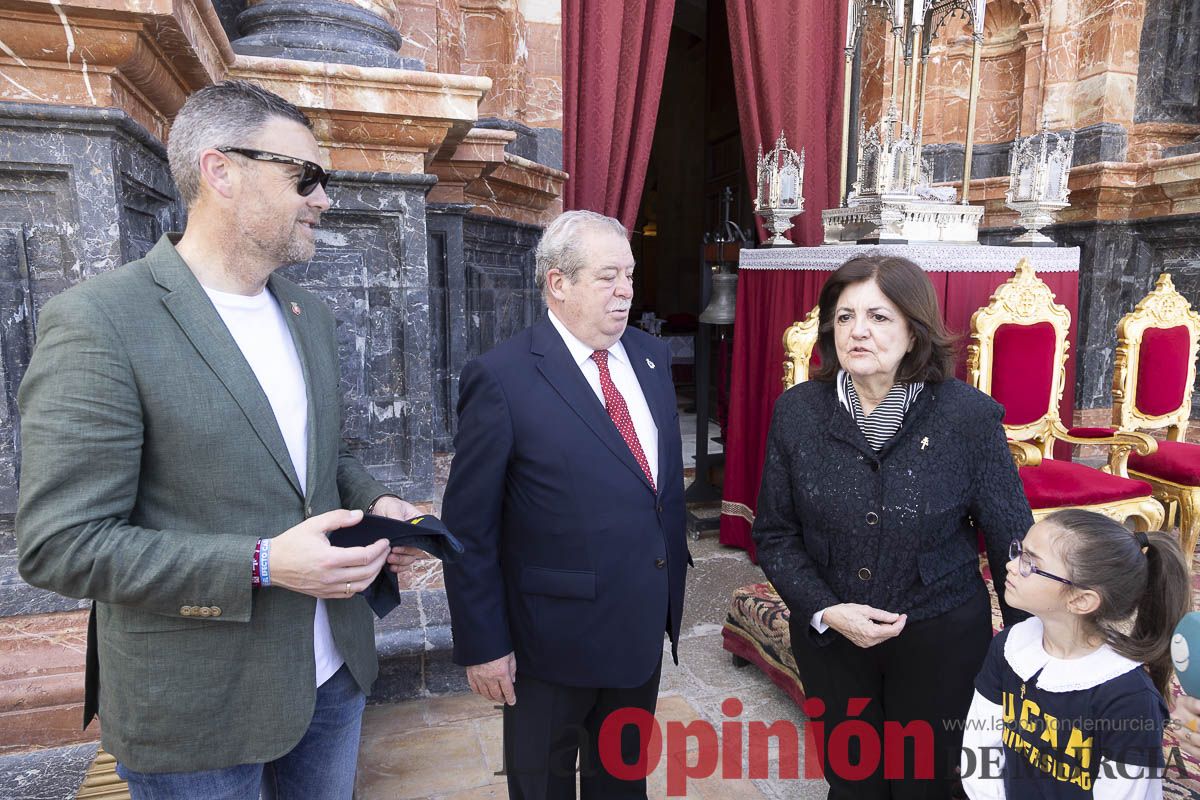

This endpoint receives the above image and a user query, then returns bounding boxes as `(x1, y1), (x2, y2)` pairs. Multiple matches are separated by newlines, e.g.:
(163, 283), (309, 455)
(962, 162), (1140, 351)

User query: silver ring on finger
(345, 581), (352, 596)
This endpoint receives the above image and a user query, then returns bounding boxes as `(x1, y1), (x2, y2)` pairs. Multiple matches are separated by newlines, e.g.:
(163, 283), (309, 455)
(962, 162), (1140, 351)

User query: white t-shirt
(204, 284), (344, 687)
(547, 310), (659, 486)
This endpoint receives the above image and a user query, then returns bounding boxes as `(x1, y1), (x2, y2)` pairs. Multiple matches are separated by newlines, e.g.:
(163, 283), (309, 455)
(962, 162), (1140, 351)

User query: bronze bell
(699, 273), (737, 325)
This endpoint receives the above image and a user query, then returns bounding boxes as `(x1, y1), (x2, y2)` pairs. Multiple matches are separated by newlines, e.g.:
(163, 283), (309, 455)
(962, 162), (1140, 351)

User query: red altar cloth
(719, 245), (1082, 558)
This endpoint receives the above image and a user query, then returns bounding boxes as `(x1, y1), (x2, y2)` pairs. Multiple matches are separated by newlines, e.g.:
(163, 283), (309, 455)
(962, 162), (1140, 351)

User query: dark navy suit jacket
(442, 317), (689, 689)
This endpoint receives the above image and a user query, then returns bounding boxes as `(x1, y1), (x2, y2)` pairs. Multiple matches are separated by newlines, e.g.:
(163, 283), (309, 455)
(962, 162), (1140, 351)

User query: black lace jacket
(751, 378), (1033, 647)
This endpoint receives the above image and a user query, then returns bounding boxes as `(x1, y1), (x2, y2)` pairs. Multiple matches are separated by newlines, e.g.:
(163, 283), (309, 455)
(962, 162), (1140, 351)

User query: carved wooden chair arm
(1007, 440), (1043, 467)
(1049, 423), (1158, 477)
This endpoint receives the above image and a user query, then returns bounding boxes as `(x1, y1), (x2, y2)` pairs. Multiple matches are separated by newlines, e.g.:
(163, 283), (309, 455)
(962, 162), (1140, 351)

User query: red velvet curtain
(562, 0), (676, 230)
(726, 0), (848, 246)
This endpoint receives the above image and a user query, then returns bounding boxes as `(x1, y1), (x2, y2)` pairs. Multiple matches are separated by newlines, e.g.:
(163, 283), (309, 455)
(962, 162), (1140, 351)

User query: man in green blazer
(15, 81), (422, 799)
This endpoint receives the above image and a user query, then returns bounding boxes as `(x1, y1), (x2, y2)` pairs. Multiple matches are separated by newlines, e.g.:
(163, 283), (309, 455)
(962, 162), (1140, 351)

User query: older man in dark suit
(438, 210), (689, 800)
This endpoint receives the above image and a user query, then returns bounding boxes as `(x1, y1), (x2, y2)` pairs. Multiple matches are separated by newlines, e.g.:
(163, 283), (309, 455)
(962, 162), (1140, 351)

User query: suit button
(655, 558), (666, 569)
(865, 511), (879, 526)
(180, 606), (192, 616)
(211, 606), (222, 617)
(869, 461), (879, 472)
(305, 504), (313, 518)
(198, 606), (212, 617)
(656, 504), (663, 513)
(858, 567), (873, 581)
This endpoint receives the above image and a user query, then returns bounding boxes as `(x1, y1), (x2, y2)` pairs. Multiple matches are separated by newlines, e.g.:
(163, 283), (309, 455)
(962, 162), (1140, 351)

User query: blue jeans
(116, 664), (366, 800)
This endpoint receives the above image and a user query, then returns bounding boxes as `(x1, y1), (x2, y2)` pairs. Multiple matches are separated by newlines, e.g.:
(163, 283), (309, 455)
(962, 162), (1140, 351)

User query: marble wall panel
(524, 20), (562, 127)
(858, 11), (891, 128)
(284, 171), (438, 496)
(978, 50), (1026, 144)
(462, 214), (541, 362)
(1135, 0), (1200, 124)
(425, 204), (469, 450)
(396, 2), (443, 71)
(425, 207), (542, 450)
(438, 0), (467, 75)
(463, 10), (510, 63)
(0, 104), (180, 516)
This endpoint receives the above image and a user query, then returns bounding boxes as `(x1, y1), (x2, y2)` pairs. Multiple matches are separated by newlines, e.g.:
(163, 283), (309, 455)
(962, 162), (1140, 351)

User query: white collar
(1003, 617), (1143, 692)
(547, 309), (629, 368)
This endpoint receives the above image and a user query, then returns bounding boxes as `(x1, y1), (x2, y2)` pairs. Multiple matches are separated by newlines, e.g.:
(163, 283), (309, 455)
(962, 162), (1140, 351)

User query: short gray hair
(535, 210), (629, 292)
(167, 80), (312, 206)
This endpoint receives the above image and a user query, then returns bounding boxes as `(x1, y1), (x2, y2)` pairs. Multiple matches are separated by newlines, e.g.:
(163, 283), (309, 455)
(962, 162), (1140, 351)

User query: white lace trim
(739, 244), (1081, 273)
(1003, 617), (1143, 692)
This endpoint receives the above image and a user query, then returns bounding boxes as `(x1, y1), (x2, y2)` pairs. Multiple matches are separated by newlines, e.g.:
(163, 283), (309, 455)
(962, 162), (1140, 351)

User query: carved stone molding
(0, 610), (93, 754)
(428, 126), (565, 225)
(0, 0), (234, 141)
(227, 55), (491, 174)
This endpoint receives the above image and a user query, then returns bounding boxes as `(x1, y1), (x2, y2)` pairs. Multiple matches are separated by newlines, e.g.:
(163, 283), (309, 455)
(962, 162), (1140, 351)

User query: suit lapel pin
(646, 358), (655, 369)
(920, 436), (930, 450)
(290, 302), (301, 316)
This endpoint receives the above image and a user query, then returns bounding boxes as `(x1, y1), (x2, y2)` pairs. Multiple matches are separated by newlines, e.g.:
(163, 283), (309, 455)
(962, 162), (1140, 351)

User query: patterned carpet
(722, 556), (1200, 797)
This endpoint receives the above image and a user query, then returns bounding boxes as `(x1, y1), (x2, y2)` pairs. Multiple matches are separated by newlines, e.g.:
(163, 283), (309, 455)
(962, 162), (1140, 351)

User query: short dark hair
(168, 80), (312, 206)
(810, 254), (956, 383)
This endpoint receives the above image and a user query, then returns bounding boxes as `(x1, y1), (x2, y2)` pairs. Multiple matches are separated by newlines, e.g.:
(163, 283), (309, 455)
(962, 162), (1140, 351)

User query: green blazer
(16, 235), (392, 772)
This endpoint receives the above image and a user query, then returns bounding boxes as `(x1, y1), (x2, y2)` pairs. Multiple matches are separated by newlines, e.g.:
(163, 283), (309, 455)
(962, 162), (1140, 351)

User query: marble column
(231, 0), (424, 70)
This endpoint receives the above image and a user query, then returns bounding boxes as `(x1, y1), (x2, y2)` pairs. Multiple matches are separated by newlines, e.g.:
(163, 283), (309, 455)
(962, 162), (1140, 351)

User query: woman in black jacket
(752, 254), (1032, 800)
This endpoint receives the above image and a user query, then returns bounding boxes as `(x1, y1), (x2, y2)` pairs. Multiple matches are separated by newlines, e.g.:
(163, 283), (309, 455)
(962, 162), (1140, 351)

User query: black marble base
(1071, 123), (1129, 166)
(1165, 139), (1200, 159)
(231, 0), (424, 71)
(0, 742), (97, 800)
(0, 525), (91, 618)
(368, 588), (464, 702)
(923, 142), (1010, 183)
(922, 123), (1128, 188)
(475, 118), (563, 170)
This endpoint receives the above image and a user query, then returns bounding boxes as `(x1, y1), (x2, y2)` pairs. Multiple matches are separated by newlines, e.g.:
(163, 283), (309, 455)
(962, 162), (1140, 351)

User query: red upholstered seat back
(991, 322), (1058, 427)
(1135, 325), (1192, 418)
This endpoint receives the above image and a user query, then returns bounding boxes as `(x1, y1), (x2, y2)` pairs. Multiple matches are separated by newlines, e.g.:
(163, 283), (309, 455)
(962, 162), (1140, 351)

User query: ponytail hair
(1047, 509), (1192, 697)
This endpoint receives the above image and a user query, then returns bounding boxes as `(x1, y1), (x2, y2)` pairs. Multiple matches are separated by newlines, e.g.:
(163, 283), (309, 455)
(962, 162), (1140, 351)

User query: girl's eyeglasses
(216, 147), (330, 197)
(1008, 539), (1074, 586)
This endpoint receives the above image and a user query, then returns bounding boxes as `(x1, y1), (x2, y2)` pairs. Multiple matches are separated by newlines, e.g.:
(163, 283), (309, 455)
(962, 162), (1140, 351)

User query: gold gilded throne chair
(967, 259), (1164, 531)
(1101, 274), (1200, 556)
(781, 305), (821, 389)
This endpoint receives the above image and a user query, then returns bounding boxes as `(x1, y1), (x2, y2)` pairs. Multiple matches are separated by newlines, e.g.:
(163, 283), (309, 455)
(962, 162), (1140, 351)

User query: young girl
(961, 508), (1192, 799)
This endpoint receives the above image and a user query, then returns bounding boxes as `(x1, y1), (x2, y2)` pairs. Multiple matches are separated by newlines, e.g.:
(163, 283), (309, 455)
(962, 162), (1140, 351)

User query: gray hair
(167, 80), (312, 206)
(534, 210), (629, 292)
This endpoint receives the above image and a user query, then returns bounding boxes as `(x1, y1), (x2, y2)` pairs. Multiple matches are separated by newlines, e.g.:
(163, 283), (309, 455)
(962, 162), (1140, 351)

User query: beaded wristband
(252, 538), (263, 587)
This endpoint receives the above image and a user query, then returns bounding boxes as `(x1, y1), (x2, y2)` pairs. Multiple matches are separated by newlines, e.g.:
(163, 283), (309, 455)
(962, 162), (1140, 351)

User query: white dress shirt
(547, 310), (659, 487)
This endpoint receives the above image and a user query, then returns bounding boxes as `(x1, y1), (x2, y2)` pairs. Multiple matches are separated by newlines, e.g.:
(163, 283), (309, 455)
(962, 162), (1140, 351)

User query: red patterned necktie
(591, 349), (656, 492)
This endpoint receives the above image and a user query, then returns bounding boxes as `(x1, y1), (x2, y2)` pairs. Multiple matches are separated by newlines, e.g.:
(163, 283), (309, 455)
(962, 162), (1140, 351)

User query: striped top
(837, 369), (923, 452)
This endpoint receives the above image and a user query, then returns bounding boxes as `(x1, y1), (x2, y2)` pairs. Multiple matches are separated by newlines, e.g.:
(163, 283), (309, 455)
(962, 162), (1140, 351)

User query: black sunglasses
(216, 147), (330, 197)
